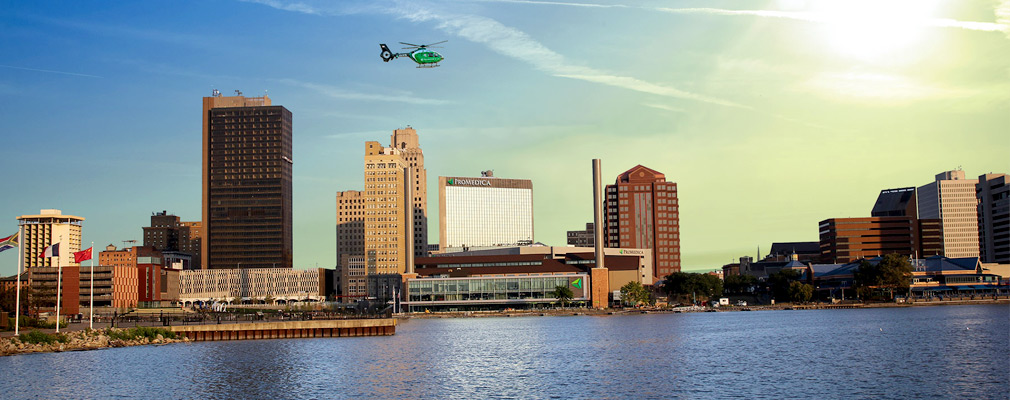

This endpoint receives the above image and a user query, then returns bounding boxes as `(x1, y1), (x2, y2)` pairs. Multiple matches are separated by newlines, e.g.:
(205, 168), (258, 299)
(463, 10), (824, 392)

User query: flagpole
(55, 236), (62, 333)
(89, 242), (94, 330)
(14, 225), (23, 336)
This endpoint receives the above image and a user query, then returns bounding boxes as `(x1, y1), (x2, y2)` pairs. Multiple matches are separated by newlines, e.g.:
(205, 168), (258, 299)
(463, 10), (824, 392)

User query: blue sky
(1, 0), (1008, 276)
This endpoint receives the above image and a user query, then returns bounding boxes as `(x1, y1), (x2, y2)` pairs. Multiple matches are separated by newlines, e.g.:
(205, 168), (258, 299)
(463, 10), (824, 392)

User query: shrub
(106, 326), (176, 341)
(18, 330), (69, 345)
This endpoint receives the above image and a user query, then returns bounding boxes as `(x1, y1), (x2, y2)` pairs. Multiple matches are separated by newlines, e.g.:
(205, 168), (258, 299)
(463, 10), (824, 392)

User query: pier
(169, 319), (396, 341)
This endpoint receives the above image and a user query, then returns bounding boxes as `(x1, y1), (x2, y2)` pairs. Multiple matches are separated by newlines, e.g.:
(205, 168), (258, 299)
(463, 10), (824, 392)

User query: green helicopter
(380, 41), (446, 68)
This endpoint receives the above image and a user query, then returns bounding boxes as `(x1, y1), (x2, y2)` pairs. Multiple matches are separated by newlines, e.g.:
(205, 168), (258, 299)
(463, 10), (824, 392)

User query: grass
(17, 330), (70, 345)
(106, 326), (177, 341)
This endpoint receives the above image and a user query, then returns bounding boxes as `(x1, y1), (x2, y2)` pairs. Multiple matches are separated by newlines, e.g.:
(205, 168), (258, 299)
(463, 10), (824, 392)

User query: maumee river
(2, 304), (1007, 399)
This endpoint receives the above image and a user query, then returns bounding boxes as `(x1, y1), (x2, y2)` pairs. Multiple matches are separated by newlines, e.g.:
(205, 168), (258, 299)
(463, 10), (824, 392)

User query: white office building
(439, 171), (533, 252)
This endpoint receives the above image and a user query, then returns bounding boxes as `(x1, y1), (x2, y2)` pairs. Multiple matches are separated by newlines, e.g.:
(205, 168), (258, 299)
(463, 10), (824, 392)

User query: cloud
(0, 64), (102, 78)
(467, 0), (625, 8)
(462, 0), (1010, 37)
(249, 0), (746, 108)
(278, 78), (451, 105)
(656, 7), (1009, 35)
(642, 103), (687, 113)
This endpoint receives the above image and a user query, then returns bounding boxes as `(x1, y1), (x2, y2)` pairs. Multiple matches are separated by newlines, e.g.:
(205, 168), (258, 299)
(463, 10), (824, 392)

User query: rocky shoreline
(0, 328), (190, 357)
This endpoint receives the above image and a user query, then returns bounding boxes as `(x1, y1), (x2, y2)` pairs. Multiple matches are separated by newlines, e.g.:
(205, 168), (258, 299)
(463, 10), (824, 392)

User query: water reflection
(1, 305), (1005, 399)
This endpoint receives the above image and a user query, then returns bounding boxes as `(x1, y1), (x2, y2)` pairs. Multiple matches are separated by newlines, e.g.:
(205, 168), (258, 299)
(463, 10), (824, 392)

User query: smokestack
(593, 159), (604, 269)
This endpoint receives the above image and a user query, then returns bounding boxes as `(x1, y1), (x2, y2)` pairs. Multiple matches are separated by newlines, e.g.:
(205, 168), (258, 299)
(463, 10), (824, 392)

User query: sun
(810, 0), (942, 60)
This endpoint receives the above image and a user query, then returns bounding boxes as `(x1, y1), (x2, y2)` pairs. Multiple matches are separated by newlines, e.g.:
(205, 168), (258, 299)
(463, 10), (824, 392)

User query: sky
(1, 0), (1008, 276)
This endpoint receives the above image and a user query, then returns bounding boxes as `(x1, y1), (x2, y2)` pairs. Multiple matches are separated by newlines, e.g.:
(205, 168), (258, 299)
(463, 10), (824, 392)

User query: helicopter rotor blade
(423, 40), (448, 46)
(399, 42), (421, 47)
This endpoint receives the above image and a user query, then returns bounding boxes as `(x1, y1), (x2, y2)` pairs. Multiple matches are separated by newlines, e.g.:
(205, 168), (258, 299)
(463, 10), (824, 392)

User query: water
(2, 304), (1007, 399)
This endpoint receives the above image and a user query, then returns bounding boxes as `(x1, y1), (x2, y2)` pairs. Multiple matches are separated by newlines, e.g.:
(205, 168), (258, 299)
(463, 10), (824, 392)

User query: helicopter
(380, 41), (446, 68)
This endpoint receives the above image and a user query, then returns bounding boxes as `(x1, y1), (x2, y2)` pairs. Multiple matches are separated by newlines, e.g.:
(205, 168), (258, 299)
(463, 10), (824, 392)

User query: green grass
(17, 330), (69, 345)
(106, 326), (177, 341)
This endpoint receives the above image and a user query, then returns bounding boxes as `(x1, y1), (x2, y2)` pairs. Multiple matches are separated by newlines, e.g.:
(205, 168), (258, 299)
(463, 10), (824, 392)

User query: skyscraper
(438, 171), (534, 251)
(917, 170), (979, 258)
(363, 141), (414, 275)
(202, 90), (292, 269)
(17, 209), (84, 269)
(604, 165), (680, 277)
(976, 173), (1009, 263)
(390, 127), (428, 259)
(17, 209), (84, 316)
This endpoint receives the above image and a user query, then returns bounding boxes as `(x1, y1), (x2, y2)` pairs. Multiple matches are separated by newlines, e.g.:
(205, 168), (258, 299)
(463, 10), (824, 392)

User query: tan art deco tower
(363, 141), (415, 275)
(390, 127), (428, 259)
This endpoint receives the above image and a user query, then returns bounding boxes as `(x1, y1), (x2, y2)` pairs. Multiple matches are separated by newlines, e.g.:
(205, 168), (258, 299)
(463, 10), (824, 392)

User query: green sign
(571, 277), (583, 289)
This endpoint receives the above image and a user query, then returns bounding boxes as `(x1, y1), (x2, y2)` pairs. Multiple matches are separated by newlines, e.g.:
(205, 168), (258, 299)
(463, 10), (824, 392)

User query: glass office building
(406, 274), (588, 311)
(439, 175), (533, 250)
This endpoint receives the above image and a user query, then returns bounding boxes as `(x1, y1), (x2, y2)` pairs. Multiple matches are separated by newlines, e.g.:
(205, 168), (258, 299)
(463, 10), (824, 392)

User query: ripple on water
(0, 304), (1006, 399)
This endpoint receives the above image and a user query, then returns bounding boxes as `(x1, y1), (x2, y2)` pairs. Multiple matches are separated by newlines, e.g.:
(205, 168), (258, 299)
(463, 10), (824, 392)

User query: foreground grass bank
(0, 327), (188, 357)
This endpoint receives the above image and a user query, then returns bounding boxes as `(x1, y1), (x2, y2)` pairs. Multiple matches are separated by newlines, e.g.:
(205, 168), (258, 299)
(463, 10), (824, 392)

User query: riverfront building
(143, 211), (201, 270)
(917, 170), (980, 258)
(390, 127), (429, 259)
(403, 245), (653, 311)
(177, 268), (331, 305)
(604, 165), (680, 277)
(202, 90), (293, 269)
(976, 173), (1009, 264)
(99, 245), (166, 303)
(16, 209), (84, 270)
(818, 217), (942, 263)
(363, 141), (414, 275)
(438, 171), (534, 252)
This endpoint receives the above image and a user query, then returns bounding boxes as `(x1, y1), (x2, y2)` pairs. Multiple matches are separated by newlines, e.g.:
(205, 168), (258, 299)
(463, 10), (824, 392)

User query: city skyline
(2, 0), (1008, 275)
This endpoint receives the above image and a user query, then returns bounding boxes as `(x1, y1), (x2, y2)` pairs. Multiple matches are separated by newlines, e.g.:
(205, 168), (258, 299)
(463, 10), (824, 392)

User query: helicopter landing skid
(417, 64), (440, 68)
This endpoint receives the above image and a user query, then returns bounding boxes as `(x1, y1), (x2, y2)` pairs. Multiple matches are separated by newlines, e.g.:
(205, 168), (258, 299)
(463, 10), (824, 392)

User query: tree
(854, 254), (912, 300)
(767, 269), (802, 301)
(619, 281), (651, 307)
(263, 294), (275, 305)
(663, 273), (723, 304)
(788, 281), (813, 303)
(723, 274), (758, 295)
(552, 285), (574, 308)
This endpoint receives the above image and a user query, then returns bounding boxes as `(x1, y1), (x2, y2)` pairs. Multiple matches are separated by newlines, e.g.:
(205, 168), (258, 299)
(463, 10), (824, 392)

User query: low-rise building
(178, 268), (331, 306)
(402, 245), (651, 311)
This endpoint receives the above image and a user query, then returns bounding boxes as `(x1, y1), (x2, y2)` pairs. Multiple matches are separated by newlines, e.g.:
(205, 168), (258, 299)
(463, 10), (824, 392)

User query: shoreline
(3, 299), (1004, 355)
(0, 328), (190, 357)
(399, 298), (1010, 319)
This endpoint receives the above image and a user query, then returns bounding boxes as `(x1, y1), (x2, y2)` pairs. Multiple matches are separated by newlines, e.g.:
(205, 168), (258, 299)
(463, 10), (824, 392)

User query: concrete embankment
(169, 319), (396, 341)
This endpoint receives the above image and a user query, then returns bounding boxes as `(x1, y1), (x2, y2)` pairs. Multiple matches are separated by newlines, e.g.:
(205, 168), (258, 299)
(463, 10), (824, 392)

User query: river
(2, 304), (1007, 399)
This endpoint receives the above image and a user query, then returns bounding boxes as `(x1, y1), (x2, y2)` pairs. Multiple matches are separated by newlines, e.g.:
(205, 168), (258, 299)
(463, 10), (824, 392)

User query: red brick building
(604, 165), (680, 277)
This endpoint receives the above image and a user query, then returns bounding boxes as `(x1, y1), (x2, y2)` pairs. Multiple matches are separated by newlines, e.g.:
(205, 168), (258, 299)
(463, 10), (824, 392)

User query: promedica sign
(447, 178), (492, 187)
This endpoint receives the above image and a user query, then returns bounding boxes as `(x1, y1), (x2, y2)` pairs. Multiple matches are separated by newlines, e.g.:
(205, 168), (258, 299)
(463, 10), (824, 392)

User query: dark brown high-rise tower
(202, 90), (293, 269)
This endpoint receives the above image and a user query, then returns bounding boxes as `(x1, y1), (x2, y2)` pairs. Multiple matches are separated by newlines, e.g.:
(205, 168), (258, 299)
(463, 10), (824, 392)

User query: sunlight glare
(812, 0), (942, 60)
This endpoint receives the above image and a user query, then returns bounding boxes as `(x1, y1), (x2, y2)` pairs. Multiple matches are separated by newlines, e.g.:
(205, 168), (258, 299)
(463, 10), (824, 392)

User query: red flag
(74, 247), (93, 263)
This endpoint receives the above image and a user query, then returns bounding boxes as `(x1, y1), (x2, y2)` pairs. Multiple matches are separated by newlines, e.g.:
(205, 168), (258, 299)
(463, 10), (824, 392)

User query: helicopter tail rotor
(380, 44), (394, 62)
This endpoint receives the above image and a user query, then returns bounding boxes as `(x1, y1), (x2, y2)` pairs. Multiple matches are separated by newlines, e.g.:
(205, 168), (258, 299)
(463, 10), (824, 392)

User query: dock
(169, 319), (396, 341)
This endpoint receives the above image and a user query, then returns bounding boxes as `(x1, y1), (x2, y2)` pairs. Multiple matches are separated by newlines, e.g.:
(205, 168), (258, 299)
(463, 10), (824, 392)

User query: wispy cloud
(642, 103), (687, 113)
(248, 0), (746, 109)
(467, 0), (625, 8)
(655, 7), (1009, 35)
(0, 64), (102, 78)
(278, 78), (451, 105)
(458, 0), (1010, 37)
